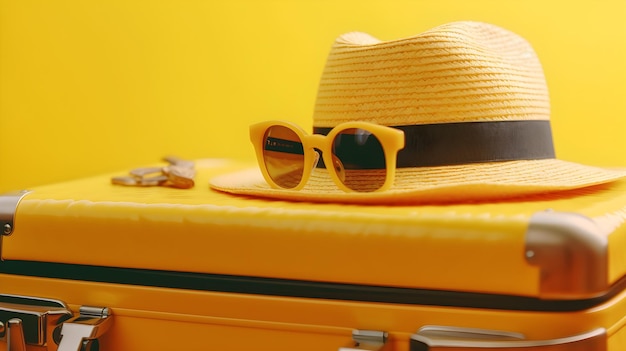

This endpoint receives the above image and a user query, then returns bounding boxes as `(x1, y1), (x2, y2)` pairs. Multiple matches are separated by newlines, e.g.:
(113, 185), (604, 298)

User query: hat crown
(313, 21), (550, 127)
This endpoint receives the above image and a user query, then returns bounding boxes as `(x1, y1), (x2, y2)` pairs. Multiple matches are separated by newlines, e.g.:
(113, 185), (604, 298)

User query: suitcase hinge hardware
(340, 329), (390, 351)
(410, 325), (606, 350)
(0, 294), (112, 351)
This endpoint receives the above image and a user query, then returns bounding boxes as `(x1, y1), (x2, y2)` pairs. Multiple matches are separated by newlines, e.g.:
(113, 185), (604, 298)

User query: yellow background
(1, 0), (625, 192)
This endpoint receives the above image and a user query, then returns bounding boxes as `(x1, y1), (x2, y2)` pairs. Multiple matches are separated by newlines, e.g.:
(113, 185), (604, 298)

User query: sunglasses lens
(332, 128), (386, 192)
(262, 125), (305, 189)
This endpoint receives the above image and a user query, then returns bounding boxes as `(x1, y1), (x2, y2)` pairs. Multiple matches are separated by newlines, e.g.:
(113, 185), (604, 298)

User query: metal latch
(57, 306), (112, 351)
(0, 294), (112, 351)
(340, 330), (390, 351)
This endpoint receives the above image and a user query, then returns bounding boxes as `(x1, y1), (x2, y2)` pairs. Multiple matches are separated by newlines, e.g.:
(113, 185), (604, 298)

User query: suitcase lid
(2, 159), (626, 301)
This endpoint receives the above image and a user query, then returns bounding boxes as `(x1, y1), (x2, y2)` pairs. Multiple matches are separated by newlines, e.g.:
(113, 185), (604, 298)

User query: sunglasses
(250, 121), (405, 192)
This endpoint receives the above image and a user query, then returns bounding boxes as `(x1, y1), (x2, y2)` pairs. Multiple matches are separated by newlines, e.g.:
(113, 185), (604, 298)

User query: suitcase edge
(526, 210), (608, 299)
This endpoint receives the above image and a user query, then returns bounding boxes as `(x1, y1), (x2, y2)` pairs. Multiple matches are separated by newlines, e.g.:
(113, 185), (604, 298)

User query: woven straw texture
(313, 21), (549, 127)
(209, 21), (626, 204)
(209, 160), (626, 204)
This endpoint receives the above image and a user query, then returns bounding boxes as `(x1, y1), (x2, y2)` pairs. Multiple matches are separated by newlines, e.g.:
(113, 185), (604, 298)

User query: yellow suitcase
(1, 159), (626, 350)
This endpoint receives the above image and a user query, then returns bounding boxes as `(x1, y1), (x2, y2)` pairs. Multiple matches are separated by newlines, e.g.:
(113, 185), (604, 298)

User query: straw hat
(210, 21), (626, 204)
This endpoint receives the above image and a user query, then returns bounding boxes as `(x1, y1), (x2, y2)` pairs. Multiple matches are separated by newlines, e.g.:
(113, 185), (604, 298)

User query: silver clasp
(0, 294), (111, 351)
(0, 294), (72, 349)
(57, 306), (113, 351)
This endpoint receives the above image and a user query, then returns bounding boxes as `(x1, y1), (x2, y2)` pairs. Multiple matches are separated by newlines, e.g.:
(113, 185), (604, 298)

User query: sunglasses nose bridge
(308, 134), (328, 151)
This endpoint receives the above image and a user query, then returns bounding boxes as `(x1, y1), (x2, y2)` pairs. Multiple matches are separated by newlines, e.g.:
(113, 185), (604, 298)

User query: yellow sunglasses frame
(250, 120), (405, 192)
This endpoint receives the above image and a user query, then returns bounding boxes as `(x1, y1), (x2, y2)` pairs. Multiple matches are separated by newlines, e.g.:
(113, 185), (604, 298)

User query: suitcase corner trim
(526, 210), (608, 299)
(0, 190), (31, 259)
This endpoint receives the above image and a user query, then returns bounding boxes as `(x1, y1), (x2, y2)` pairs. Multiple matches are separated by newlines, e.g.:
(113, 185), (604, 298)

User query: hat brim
(208, 159), (626, 204)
